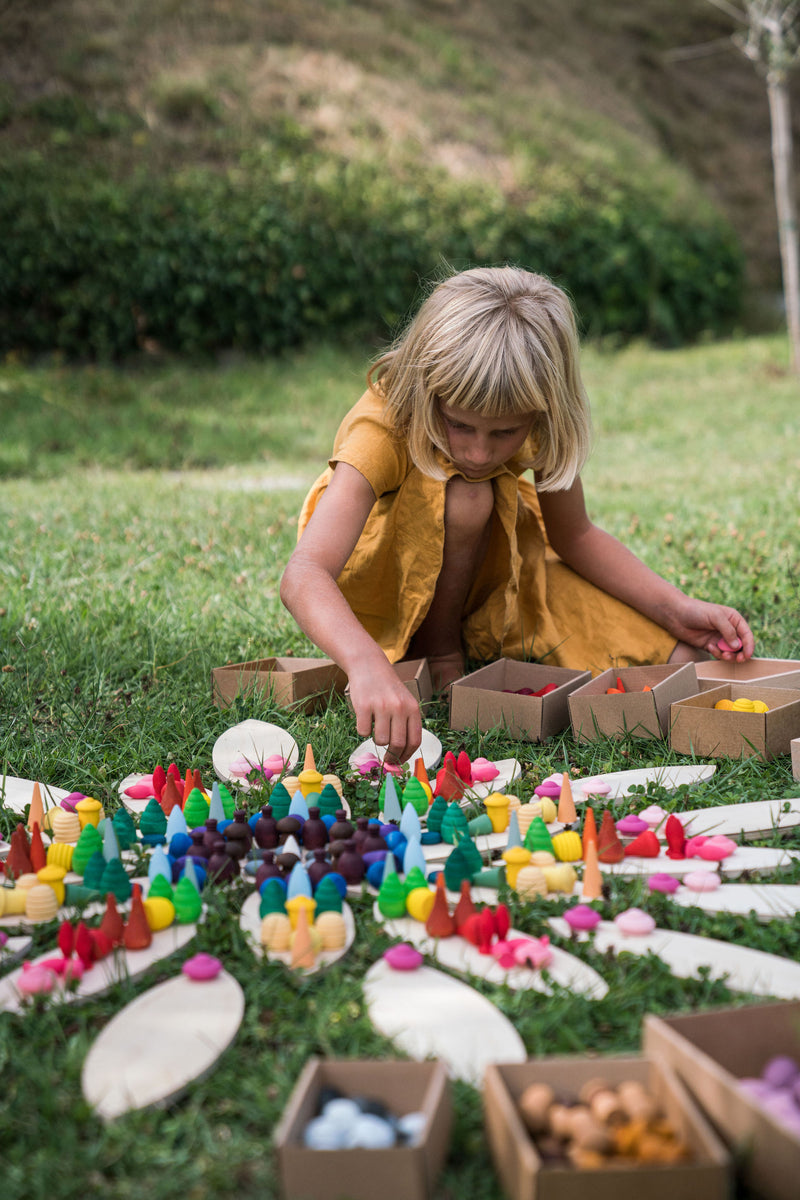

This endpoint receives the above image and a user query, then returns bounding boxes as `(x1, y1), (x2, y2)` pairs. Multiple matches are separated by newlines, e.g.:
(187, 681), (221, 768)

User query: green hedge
(0, 159), (744, 359)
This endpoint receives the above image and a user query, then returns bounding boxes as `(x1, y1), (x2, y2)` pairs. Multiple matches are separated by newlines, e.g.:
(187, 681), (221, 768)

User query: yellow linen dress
(297, 390), (675, 675)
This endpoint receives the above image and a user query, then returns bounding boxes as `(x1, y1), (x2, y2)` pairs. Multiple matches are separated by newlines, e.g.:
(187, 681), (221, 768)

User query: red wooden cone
(624, 829), (661, 858)
(99, 894), (125, 946)
(89, 928), (114, 960)
(152, 763), (167, 800)
(477, 906), (495, 954)
(453, 879), (476, 931)
(29, 823), (47, 872)
(6, 825), (33, 878)
(493, 903), (510, 941)
(159, 773), (183, 816)
(57, 920), (75, 959)
(192, 768), (203, 792)
(123, 883), (152, 950)
(596, 810), (625, 864)
(665, 814), (687, 859)
(460, 913), (483, 947)
(455, 751), (473, 784)
(74, 921), (96, 968)
(425, 875), (456, 938)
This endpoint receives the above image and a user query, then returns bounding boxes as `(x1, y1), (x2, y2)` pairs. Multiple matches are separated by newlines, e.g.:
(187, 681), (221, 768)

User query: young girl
(280, 266), (753, 763)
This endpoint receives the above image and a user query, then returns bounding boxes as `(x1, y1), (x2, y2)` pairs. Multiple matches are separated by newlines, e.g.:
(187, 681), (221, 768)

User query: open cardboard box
(274, 1057), (452, 1200)
(696, 656), (800, 691)
(644, 1003), (800, 1200)
(483, 1055), (730, 1200)
(792, 737), (800, 781)
(669, 683), (800, 760)
(568, 663), (698, 743)
(448, 659), (590, 742)
(211, 656), (346, 713)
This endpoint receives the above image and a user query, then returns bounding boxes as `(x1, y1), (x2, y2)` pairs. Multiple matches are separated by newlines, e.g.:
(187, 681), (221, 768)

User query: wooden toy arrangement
(2, 672), (800, 1199)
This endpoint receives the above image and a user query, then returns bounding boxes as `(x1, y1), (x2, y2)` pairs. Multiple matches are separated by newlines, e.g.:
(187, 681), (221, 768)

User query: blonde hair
(368, 265), (592, 489)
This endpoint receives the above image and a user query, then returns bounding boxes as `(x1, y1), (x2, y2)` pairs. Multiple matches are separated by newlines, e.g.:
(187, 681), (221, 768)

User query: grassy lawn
(1, 333), (799, 1200)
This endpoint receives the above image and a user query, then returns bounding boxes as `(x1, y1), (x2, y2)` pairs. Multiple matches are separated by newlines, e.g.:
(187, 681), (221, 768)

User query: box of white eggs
(645, 1003), (800, 1200)
(274, 1057), (452, 1200)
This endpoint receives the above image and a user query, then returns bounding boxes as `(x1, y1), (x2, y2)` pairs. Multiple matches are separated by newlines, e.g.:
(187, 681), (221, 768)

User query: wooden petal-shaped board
(349, 729), (443, 775)
(575, 763), (716, 800)
(599, 845), (800, 879)
(549, 916), (800, 1000)
(239, 889), (355, 975)
(378, 910), (608, 999)
(678, 798), (800, 841)
(669, 882), (800, 922)
(0, 935), (32, 971)
(82, 969), (244, 1120)
(0, 775), (71, 816)
(212, 720), (299, 790)
(0, 922), (198, 1014)
(363, 957), (526, 1085)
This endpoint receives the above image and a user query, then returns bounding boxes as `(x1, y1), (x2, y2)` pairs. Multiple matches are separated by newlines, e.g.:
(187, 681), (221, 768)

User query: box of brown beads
(482, 1055), (731, 1200)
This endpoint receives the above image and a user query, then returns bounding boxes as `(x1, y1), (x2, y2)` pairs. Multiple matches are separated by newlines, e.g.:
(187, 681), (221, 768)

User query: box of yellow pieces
(670, 683), (800, 761)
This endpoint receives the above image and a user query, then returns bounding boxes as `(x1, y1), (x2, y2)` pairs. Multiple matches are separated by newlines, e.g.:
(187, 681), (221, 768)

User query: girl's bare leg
(668, 641), (712, 663)
(408, 476), (494, 690)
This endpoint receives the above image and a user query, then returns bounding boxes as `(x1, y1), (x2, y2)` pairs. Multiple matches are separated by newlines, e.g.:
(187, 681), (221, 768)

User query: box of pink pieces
(568, 663), (699, 743)
(449, 659), (590, 742)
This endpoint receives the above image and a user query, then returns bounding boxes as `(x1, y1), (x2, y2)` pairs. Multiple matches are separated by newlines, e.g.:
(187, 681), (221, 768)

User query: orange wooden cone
(183, 768), (194, 802)
(27, 782), (45, 833)
(557, 772), (577, 824)
(123, 884), (153, 950)
(290, 904), (316, 970)
(29, 822), (47, 872)
(581, 838), (603, 900)
(426, 874), (456, 938)
(581, 806), (598, 859)
(413, 756), (431, 790)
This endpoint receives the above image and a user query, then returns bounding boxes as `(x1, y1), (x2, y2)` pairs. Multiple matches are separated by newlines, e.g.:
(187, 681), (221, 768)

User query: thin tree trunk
(766, 67), (800, 372)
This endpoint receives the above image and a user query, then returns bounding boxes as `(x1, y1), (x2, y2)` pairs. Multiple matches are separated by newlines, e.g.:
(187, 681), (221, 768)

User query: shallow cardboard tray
(483, 1055), (730, 1200)
(568, 663), (698, 743)
(211, 656), (346, 713)
(695, 656), (800, 688)
(670, 683), (800, 760)
(449, 660), (590, 742)
(274, 1057), (452, 1200)
(643, 1003), (800, 1200)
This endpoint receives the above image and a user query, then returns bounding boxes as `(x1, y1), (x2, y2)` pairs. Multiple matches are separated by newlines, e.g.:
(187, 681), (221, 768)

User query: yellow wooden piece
(483, 793), (510, 832)
(285, 894), (316, 930)
(46, 841), (74, 871)
(260, 912), (292, 951)
(551, 830), (583, 862)
(501, 845), (532, 889)
(143, 896), (176, 931)
(405, 887), (436, 922)
(36, 864), (66, 905)
(0, 887), (27, 916)
(75, 796), (104, 829)
(542, 863), (578, 894)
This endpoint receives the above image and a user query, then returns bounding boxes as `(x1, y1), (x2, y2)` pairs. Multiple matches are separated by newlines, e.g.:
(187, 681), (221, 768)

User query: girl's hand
(666, 597), (755, 662)
(347, 661), (423, 765)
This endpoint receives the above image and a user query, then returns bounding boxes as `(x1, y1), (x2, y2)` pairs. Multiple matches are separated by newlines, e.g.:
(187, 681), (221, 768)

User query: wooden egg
(518, 1082), (555, 1133)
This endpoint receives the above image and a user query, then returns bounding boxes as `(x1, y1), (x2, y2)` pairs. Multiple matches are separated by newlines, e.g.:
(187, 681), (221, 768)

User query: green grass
(1, 334), (799, 1199)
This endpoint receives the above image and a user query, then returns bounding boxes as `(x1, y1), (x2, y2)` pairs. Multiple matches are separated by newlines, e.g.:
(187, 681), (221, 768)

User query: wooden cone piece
(29, 822), (47, 872)
(426, 874), (456, 938)
(152, 763), (167, 800)
(159, 773), (183, 816)
(455, 751), (472, 784)
(581, 839), (603, 900)
(99, 893), (126, 946)
(290, 903), (317, 970)
(74, 921), (96, 968)
(557, 772), (577, 825)
(183, 769), (194, 803)
(192, 767), (203, 793)
(123, 884), (153, 950)
(581, 806), (598, 859)
(27, 782), (45, 833)
(453, 878), (476, 931)
(596, 810), (625, 864)
(414, 756), (431, 790)
(303, 743), (316, 772)
(6, 825), (33, 878)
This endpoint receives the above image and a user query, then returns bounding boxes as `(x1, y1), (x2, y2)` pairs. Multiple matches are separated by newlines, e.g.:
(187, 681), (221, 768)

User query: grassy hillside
(0, 0), (794, 301)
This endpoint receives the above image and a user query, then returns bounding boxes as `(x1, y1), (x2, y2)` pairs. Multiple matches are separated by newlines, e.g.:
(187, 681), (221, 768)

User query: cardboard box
(792, 737), (800, 781)
(568, 663), (699, 743)
(669, 683), (800, 760)
(448, 659), (590, 742)
(274, 1057), (452, 1200)
(483, 1055), (730, 1200)
(211, 657), (346, 713)
(696, 656), (800, 691)
(644, 1004), (800, 1200)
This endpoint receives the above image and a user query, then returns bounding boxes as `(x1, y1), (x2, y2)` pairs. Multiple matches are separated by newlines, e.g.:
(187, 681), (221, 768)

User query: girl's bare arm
(537, 478), (754, 660)
(280, 462), (423, 761)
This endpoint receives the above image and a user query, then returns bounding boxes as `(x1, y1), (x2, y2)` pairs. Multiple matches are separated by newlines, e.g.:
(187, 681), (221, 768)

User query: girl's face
(439, 401), (533, 478)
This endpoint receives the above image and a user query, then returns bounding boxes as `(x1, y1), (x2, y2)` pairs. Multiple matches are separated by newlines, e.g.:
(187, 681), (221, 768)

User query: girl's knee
(444, 476), (494, 534)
